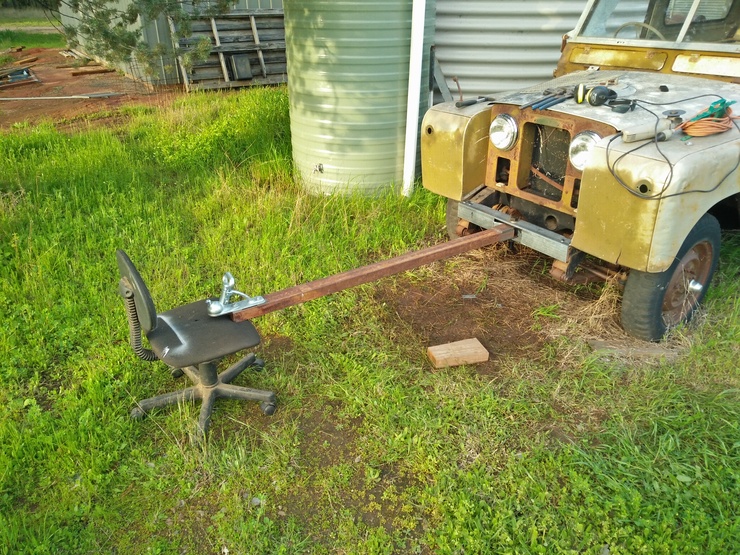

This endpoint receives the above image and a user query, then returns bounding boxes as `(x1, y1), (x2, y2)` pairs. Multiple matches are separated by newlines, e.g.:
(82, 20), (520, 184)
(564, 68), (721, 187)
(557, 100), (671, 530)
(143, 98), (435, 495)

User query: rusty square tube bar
(230, 224), (515, 322)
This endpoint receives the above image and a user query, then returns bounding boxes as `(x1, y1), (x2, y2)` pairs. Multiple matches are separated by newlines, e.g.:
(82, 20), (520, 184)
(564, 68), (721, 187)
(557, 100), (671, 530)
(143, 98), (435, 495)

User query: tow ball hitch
(206, 272), (266, 317)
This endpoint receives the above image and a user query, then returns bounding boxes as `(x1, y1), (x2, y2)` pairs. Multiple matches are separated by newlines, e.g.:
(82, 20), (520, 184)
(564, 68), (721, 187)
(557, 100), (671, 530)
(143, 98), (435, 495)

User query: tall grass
(1, 87), (738, 553)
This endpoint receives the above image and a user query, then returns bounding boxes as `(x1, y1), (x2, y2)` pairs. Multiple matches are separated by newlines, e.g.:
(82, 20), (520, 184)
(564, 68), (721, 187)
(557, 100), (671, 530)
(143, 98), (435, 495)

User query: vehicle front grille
(527, 123), (569, 202)
(487, 106), (616, 219)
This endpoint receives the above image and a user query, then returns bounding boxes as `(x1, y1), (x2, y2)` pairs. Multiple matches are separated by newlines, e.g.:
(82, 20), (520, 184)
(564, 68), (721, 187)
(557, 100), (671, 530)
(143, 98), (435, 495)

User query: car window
(577, 0), (737, 43)
(580, 0), (652, 38)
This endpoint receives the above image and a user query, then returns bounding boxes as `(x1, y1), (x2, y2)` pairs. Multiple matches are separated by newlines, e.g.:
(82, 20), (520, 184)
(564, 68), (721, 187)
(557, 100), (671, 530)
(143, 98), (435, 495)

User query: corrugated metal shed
(434, 0), (586, 98)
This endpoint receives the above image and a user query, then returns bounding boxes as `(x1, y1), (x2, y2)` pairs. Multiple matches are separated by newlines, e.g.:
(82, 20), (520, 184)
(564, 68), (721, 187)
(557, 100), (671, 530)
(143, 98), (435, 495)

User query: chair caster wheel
(253, 358), (265, 371)
(171, 368), (184, 379)
(260, 401), (276, 416)
(131, 407), (145, 419)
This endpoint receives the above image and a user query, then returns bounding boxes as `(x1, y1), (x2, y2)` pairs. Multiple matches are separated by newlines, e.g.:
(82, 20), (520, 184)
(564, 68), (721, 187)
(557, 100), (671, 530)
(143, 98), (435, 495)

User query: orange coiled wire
(677, 106), (739, 137)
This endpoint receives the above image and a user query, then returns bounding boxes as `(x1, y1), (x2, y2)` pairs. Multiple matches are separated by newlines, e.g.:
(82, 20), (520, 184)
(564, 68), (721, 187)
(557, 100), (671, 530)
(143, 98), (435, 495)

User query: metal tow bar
(210, 224), (515, 322)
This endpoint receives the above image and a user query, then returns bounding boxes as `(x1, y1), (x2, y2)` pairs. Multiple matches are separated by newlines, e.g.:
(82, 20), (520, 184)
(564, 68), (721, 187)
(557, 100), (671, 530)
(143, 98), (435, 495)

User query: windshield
(578, 0), (738, 44)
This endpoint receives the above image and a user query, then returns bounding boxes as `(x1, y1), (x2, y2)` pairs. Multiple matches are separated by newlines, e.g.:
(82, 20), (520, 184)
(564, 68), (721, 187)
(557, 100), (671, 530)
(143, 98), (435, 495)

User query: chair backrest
(116, 249), (158, 333)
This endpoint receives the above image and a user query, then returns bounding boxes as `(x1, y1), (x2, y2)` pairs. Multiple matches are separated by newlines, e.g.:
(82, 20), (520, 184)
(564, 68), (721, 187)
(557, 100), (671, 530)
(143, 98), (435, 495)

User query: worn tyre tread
(621, 213), (720, 341)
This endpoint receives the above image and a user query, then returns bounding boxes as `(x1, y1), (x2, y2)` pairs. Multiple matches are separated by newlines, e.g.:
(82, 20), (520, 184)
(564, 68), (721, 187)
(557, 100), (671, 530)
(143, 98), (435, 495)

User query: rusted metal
(456, 220), (474, 237)
(550, 259), (597, 284)
(231, 224), (515, 322)
(486, 103), (617, 218)
(549, 258), (626, 284)
(530, 165), (564, 192)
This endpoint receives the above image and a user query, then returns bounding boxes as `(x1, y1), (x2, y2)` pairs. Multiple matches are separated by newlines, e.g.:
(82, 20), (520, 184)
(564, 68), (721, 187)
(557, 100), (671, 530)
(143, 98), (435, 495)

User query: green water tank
(284, 0), (436, 195)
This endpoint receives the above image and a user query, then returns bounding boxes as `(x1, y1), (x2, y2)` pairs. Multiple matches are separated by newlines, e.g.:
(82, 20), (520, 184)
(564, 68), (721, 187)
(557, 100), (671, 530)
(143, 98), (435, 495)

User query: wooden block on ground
(56, 62), (98, 69)
(14, 56), (38, 65)
(427, 338), (489, 369)
(71, 68), (115, 76)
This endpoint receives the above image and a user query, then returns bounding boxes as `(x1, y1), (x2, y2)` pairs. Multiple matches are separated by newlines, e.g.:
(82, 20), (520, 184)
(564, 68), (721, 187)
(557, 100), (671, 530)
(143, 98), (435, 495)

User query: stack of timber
(170, 9), (287, 92)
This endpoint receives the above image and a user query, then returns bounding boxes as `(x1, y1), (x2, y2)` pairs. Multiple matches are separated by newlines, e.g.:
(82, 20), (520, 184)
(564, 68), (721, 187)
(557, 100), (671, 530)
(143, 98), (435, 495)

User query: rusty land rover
(422, 0), (740, 341)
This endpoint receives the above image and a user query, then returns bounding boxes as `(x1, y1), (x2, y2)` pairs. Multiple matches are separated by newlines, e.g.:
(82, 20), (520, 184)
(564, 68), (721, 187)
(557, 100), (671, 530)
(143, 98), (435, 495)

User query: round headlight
(568, 131), (601, 171)
(489, 114), (518, 150)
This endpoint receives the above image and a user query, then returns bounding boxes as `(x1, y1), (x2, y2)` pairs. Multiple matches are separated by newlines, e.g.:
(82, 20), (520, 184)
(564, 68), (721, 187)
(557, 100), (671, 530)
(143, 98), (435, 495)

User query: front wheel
(445, 199), (461, 239)
(621, 213), (720, 341)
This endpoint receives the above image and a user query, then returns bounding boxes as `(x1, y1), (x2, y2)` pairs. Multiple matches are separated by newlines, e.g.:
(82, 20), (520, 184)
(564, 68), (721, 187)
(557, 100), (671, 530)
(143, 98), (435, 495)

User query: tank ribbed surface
(285, 0), (434, 195)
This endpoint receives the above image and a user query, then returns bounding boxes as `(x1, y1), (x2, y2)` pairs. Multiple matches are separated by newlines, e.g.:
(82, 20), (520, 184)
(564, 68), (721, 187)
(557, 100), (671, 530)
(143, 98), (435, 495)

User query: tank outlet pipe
(401, 0), (427, 197)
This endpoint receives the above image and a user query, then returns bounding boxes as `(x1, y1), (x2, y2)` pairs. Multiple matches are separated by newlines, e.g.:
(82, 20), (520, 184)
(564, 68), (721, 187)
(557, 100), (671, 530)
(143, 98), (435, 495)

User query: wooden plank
(216, 9), (283, 17)
(189, 75), (287, 90)
(197, 42), (285, 54)
(427, 338), (489, 369)
(14, 56), (38, 65)
(0, 76), (39, 90)
(190, 19), (283, 33)
(178, 37), (284, 50)
(231, 225), (515, 322)
(210, 18), (231, 83)
(250, 15), (268, 78)
(71, 68), (115, 76)
(56, 62), (99, 69)
(187, 58), (284, 81)
(262, 62), (287, 75)
(190, 66), (226, 80)
(168, 16), (191, 92)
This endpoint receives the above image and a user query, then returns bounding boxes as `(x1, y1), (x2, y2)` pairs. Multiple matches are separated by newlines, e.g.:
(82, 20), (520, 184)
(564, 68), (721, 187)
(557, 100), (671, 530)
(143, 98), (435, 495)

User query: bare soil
(1, 47), (170, 128)
(376, 244), (609, 372)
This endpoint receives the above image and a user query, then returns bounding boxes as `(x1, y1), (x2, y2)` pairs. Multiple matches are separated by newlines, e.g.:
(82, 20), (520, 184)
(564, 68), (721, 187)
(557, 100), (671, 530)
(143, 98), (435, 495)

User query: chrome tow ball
(206, 272), (266, 317)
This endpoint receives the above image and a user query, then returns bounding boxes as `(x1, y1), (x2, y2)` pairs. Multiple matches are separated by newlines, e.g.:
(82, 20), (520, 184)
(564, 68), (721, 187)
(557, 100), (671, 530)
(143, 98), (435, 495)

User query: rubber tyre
(621, 213), (720, 341)
(445, 199), (461, 239)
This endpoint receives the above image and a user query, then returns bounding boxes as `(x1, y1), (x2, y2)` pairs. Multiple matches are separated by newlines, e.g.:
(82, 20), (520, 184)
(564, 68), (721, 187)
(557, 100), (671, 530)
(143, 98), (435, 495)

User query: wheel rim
(662, 240), (714, 326)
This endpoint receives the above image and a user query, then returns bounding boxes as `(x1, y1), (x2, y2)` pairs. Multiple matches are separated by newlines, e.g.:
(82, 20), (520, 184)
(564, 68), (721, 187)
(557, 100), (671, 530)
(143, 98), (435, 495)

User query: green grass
(0, 29), (66, 50)
(1, 87), (739, 554)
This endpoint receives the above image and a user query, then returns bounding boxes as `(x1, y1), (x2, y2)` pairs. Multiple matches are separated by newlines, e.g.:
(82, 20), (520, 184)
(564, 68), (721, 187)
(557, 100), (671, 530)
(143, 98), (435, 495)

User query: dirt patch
(375, 243), (632, 374)
(1, 47), (171, 128)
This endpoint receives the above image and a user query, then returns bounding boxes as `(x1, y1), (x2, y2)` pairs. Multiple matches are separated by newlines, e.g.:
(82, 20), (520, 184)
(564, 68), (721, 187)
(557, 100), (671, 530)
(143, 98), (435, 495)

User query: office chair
(116, 249), (276, 436)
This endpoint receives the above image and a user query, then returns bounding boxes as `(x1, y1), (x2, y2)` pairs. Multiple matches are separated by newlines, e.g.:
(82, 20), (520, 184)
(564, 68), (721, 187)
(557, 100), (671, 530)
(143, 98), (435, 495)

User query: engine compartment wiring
(605, 94), (740, 201)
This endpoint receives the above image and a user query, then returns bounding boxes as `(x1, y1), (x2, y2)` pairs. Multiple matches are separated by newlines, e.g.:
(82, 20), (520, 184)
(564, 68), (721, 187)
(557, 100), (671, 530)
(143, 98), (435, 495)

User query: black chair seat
(148, 299), (261, 369)
(116, 249), (276, 438)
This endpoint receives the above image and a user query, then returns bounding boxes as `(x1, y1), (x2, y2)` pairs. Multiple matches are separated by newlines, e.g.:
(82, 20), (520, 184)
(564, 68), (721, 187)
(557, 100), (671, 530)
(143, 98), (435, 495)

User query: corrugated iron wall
(434, 0), (586, 98)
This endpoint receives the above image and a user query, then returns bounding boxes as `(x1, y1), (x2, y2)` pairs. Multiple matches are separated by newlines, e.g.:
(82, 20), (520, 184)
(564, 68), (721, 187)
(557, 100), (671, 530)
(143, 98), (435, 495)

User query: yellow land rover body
(422, 0), (740, 341)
